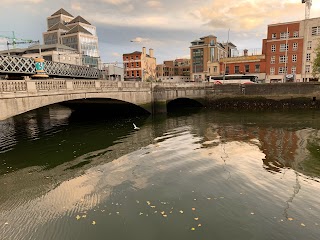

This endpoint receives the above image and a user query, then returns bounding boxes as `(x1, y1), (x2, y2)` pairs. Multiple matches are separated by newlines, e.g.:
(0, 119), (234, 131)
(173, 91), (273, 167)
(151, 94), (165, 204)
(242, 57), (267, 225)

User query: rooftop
(51, 8), (73, 18)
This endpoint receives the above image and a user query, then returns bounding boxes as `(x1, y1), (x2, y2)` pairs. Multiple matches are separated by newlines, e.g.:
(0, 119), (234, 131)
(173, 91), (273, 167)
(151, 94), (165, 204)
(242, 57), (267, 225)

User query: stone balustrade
(0, 81), (27, 92)
(0, 79), (154, 93)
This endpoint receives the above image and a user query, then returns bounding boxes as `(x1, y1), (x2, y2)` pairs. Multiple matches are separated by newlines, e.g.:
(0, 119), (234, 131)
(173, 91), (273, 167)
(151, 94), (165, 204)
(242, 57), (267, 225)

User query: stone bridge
(0, 79), (210, 120)
(1, 79), (320, 120)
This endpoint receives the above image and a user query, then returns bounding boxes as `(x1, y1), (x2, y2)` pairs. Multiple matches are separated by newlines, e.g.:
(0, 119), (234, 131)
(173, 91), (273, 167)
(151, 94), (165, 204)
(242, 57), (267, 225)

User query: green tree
(312, 39), (320, 78)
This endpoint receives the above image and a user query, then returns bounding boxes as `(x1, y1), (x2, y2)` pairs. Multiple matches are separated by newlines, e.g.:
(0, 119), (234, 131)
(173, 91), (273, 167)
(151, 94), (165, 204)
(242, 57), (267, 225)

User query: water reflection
(0, 107), (320, 240)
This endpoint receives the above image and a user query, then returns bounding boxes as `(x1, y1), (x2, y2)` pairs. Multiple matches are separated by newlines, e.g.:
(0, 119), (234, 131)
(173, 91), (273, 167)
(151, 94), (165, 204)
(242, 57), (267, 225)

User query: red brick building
(123, 47), (156, 81)
(263, 21), (304, 83)
(219, 51), (266, 81)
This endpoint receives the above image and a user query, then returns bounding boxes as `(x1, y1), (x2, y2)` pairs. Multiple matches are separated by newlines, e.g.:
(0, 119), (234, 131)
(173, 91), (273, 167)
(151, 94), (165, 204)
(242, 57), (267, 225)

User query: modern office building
(123, 47), (156, 81)
(190, 35), (231, 81)
(43, 8), (100, 68)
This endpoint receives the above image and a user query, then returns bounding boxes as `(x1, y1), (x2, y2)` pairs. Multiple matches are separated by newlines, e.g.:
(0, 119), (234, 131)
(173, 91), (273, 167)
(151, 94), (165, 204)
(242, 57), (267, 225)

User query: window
(306, 65), (311, 73)
(280, 44), (289, 52)
(235, 66), (240, 74)
(126, 57), (128, 60)
(245, 65), (250, 73)
(131, 63), (134, 67)
(306, 53), (311, 62)
(278, 67), (287, 74)
(131, 71), (134, 77)
(136, 55), (139, 60)
(292, 55), (297, 62)
(307, 41), (312, 50)
(293, 31), (299, 38)
(271, 45), (276, 52)
(213, 66), (217, 72)
(137, 71), (140, 77)
(293, 42), (298, 50)
(280, 32), (289, 39)
(136, 62), (139, 67)
(279, 55), (288, 63)
(270, 67), (275, 75)
(312, 26), (320, 36)
(271, 56), (275, 64)
(130, 56), (134, 60)
(291, 66), (296, 74)
(255, 64), (260, 73)
(272, 33), (277, 39)
(226, 66), (229, 74)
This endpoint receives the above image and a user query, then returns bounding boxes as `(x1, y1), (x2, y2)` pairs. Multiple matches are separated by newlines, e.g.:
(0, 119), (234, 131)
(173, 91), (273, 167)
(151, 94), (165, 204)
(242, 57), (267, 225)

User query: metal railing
(0, 55), (101, 79)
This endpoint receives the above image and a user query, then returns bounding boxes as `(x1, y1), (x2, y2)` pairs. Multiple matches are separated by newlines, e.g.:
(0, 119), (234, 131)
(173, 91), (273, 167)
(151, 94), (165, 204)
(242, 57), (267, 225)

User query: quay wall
(203, 83), (320, 110)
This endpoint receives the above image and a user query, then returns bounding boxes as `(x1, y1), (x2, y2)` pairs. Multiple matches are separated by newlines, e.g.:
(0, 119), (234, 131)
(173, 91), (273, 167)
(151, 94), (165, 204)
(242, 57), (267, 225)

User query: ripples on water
(0, 106), (320, 240)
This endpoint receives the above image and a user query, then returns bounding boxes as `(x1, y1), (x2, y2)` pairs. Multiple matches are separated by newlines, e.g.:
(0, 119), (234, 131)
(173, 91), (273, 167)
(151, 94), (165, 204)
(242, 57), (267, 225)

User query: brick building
(156, 58), (190, 82)
(220, 50), (266, 82)
(263, 21), (303, 83)
(123, 47), (156, 81)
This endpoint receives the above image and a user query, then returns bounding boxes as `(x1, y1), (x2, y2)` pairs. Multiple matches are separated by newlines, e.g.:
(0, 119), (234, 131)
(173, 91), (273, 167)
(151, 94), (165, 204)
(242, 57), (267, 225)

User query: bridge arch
(0, 91), (152, 121)
(167, 98), (204, 111)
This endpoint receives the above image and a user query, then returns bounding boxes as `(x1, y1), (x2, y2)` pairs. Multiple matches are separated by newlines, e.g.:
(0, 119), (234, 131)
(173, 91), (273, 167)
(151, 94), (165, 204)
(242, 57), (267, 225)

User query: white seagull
(133, 123), (140, 130)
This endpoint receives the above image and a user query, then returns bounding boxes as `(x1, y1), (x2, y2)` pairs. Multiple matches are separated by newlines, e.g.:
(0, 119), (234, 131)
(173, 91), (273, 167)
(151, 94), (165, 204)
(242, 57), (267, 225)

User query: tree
(312, 39), (320, 78)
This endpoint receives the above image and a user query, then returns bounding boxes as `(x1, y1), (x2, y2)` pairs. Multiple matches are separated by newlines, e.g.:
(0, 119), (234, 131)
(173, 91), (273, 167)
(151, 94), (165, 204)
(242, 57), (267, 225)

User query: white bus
(207, 74), (258, 84)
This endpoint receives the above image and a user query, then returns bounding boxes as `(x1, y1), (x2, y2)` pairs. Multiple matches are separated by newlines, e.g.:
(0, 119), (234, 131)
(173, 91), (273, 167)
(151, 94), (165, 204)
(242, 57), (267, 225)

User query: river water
(0, 105), (320, 240)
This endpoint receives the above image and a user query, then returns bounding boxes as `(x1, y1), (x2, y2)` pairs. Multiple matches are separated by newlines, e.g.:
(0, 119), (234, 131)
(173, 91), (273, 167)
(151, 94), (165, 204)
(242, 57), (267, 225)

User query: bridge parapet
(0, 80), (27, 92)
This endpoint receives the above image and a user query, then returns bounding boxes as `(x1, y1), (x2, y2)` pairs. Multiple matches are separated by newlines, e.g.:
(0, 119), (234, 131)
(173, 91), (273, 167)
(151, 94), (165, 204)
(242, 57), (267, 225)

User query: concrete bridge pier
(152, 86), (167, 114)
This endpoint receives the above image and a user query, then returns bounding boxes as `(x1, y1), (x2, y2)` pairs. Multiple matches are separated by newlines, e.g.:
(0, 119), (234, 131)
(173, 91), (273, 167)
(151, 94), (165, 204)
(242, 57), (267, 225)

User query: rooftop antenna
(302, 0), (312, 19)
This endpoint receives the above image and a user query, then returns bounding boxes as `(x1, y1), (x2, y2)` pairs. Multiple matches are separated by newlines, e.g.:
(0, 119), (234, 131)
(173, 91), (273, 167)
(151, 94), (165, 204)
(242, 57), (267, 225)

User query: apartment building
(156, 58), (190, 82)
(190, 35), (228, 81)
(43, 8), (100, 68)
(299, 17), (320, 81)
(123, 47), (156, 81)
(263, 21), (303, 83)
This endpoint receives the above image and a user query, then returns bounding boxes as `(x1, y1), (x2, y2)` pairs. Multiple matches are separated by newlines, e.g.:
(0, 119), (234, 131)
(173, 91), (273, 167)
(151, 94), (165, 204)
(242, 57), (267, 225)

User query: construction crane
(0, 32), (37, 49)
(302, 0), (312, 19)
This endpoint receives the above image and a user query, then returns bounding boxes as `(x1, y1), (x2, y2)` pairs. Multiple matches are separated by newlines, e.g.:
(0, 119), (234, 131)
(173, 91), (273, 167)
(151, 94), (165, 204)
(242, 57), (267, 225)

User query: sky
(1, 0), (320, 64)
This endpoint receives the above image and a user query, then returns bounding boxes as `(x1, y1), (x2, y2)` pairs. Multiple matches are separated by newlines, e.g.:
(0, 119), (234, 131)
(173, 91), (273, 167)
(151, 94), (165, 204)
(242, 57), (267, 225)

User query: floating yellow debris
(250, 212), (255, 215)
(163, 215), (168, 218)
(179, 210), (184, 214)
(192, 208), (196, 211)
(76, 215), (81, 220)
(207, 198), (211, 200)
(161, 211), (165, 215)
(4, 222), (9, 225)
(82, 215), (87, 218)
(150, 206), (156, 208)
(139, 212), (143, 216)
(92, 221), (96, 225)
(146, 201), (151, 205)
(288, 218), (294, 221)
(191, 227), (195, 231)
(198, 224), (202, 227)
(194, 218), (199, 221)
(301, 223), (306, 227)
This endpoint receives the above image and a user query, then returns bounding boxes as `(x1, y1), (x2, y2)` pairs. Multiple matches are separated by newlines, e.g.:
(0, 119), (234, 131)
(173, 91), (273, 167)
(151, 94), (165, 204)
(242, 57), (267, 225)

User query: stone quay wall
(204, 83), (320, 110)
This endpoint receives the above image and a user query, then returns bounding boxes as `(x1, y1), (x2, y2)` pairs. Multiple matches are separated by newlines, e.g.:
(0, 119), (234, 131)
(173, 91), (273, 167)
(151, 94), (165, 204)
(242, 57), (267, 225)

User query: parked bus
(207, 74), (258, 84)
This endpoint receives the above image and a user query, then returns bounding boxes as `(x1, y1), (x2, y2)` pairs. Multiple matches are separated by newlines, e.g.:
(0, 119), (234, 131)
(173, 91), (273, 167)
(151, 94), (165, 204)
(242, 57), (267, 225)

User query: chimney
(142, 47), (146, 56)
(149, 48), (154, 58)
(244, 49), (248, 57)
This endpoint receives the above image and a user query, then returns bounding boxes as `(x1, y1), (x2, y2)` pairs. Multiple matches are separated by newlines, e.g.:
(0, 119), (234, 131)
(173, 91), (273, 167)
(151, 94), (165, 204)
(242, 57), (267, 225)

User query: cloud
(199, 0), (305, 31)
(146, 1), (162, 9)
(112, 52), (120, 57)
(130, 37), (150, 43)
